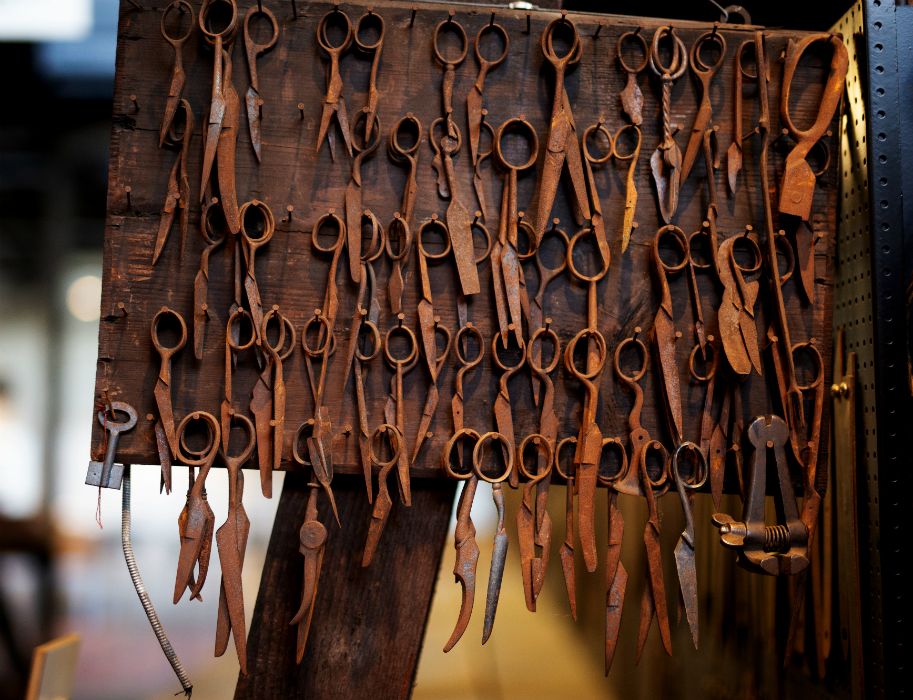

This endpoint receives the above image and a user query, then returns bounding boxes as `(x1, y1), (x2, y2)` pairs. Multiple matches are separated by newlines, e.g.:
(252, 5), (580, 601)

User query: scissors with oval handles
(361, 423), (405, 566)
(344, 108), (382, 284)
(159, 0), (194, 147)
(354, 9), (384, 143)
(386, 114), (423, 314)
(151, 306), (188, 491)
(382, 313), (420, 507)
(680, 29), (727, 185)
(154, 98), (194, 265)
(315, 7), (354, 160)
(242, 3), (279, 162)
(616, 28), (649, 126)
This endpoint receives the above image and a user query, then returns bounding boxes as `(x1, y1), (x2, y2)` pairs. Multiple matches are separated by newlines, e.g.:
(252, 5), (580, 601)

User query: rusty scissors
(344, 108), (383, 284)
(242, 3), (279, 162)
(616, 28), (649, 126)
(154, 98), (194, 266)
(680, 28), (727, 185)
(386, 114), (423, 314)
(159, 0), (194, 147)
(151, 306), (187, 492)
(361, 423), (405, 567)
(467, 20), (509, 179)
(315, 7), (354, 160)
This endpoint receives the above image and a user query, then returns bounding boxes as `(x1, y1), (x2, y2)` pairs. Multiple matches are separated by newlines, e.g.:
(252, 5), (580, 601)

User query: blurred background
(0, 1), (849, 699)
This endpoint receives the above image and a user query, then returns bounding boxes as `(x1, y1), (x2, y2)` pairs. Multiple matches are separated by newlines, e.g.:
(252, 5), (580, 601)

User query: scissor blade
(443, 478), (479, 652)
(249, 370), (274, 497)
(642, 519), (672, 657)
(448, 198), (482, 296)
(153, 160), (181, 265)
(709, 424), (727, 510)
(466, 88), (483, 167)
(215, 520), (248, 673)
(534, 144), (566, 241)
(245, 86), (263, 163)
(153, 380), (178, 457)
(517, 486), (537, 612)
(674, 534), (699, 649)
(482, 529), (508, 644)
(411, 385), (439, 465)
(201, 114), (224, 198)
(160, 90), (182, 148)
(739, 309), (763, 376)
(361, 488), (392, 567)
(681, 103), (712, 186)
(727, 141), (742, 194)
(605, 563), (628, 676)
(794, 219), (816, 305)
(654, 315), (684, 441)
(316, 103), (335, 158)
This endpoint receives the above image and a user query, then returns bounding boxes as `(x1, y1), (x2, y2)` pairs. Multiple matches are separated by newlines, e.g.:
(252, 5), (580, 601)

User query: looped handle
(354, 9), (385, 52)
(354, 311), (382, 363)
(301, 310), (334, 357)
(311, 211), (346, 255)
(151, 306), (188, 358)
(472, 431), (514, 483)
(161, 0), (195, 46)
(316, 7), (354, 54)
(474, 21), (510, 68)
(442, 427), (480, 480)
(553, 436), (578, 481)
(198, 0), (239, 45)
(491, 330), (527, 371)
(792, 340), (824, 391)
(368, 423), (402, 468)
(432, 15), (469, 68)
(582, 120), (614, 166)
(616, 29), (649, 74)
(384, 322), (419, 369)
(494, 117), (539, 172)
(564, 328), (608, 381)
(226, 307), (257, 352)
(639, 439), (670, 491)
(389, 113), (423, 160)
(262, 305), (297, 361)
(597, 437), (628, 486)
(688, 339), (718, 383)
(176, 411), (221, 467)
(517, 433), (554, 483)
(527, 325), (561, 375)
(221, 411), (256, 465)
(292, 419), (315, 468)
(454, 322), (484, 368)
(243, 3), (279, 54)
(614, 333), (648, 384)
(239, 199), (275, 248)
(566, 227), (611, 283)
(654, 224), (690, 274)
(672, 441), (708, 490)
(540, 14), (582, 69)
(417, 215), (453, 261)
(649, 25), (688, 80)
(690, 29), (727, 75)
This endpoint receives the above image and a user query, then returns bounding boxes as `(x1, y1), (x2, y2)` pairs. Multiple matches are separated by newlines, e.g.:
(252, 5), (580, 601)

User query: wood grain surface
(93, 0), (837, 487)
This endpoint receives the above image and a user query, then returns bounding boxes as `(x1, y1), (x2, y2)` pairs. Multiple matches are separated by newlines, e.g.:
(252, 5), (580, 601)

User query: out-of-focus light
(0, 0), (92, 42)
(66, 275), (101, 322)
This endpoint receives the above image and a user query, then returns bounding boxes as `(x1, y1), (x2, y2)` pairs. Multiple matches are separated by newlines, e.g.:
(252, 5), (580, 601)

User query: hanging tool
(386, 114), (423, 314)
(779, 34), (848, 304)
(220, 306), (255, 472)
(159, 0), (194, 147)
(680, 28), (727, 185)
(173, 410), (221, 604)
(85, 402), (138, 490)
(726, 38), (758, 194)
(533, 13), (590, 242)
(315, 7), (353, 160)
(717, 230), (763, 376)
(354, 9), (384, 143)
(517, 432), (553, 612)
(565, 226), (611, 573)
(213, 411), (256, 674)
(616, 28), (649, 126)
(193, 197), (228, 360)
(382, 313), (419, 506)
(343, 109), (382, 284)
(648, 25), (688, 223)
(554, 436), (579, 619)
(154, 98), (194, 265)
(242, 3), (279, 162)
(151, 306), (187, 493)
(491, 328), (524, 490)
(238, 199), (274, 346)
(362, 423), (405, 566)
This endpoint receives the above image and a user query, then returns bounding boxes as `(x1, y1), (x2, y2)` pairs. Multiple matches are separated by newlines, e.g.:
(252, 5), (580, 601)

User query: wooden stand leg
(235, 473), (456, 699)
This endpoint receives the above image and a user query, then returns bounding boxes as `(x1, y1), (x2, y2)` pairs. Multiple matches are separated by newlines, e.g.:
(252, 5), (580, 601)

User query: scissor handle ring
(564, 328), (608, 380)
(495, 117), (538, 172)
(200, 196), (228, 246)
(780, 35), (847, 140)
(792, 340), (824, 391)
(611, 123), (642, 162)
(471, 218), (494, 264)
(515, 217), (538, 262)
(654, 224), (690, 274)
(454, 322), (484, 368)
(433, 323), (454, 372)
(357, 209), (386, 263)
(690, 29), (727, 74)
(614, 334), (648, 383)
(97, 401), (138, 433)
(317, 8), (354, 54)
(491, 330), (527, 371)
(354, 313), (382, 363)
(226, 307), (257, 352)
(430, 116), (463, 156)
(582, 120), (614, 165)
(771, 231), (795, 284)
(672, 441), (708, 491)
(639, 439), (670, 490)
(475, 22), (510, 67)
(262, 305), (297, 361)
(540, 15), (582, 68)
(442, 427), (480, 480)
(727, 232), (762, 276)
(291, 420), (315, 467)
(736, 38), (758, 80)
(417, 216), (452, 262)
(597, 437), (629, 486)
(162, 0), (195, 45)
(809, 138), (832, 178)
(368, 423), (402, 469)
(688, 340), (717, 383)
(385, 213), (413, 262)
(243, 4), (279, 53)
(354, 10), (384, 52)
(311, 211), (346, 254)
(527, 325), (561, 375)
(472, 431), (514, 483)
(151, 306), (188, 357)
(221, 411), (256, 465)
(530, 222), (569, 276)
(384, 323), (419, 368)
(301, 311), (333, 357)
(199, 0), (238, 44)
(517, 433), (554, 483)
(165, 98), (194, 147)
(176, 411), (221, 467)
(617, 29), (649, 74)
(239, 199), (275, 248)
(649, 26), (687, 80)
(389, 113), (423, 159)
(566, 227), (611, 283)
(432, 16), (468, 68)
(476, 118), (496, 163)
(686, 226), (714, 271)
(553, 436), (578, 480)
(352, 108), (382, 157)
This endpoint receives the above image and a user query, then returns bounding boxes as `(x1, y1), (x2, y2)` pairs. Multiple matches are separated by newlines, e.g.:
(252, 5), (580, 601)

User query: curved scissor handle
(564, 328), (608, 381)
(472, 431), (514, 483)
(356, 209), (386, 263)
(311, 210), (346, 256)
(243, 4), (279, 55)
(430, 115), (463, 156)
(688, 338), (718, 383)
(475, 22), (510, 69)
(351, 107), (382, 157)
(317, 7), (354, 55)
(540, 14), (582, 71)
(368, 423), (402, 468)
(686, 226), (714, 271)
(582, 119), (613, 165)
(161, 0), (195, 46)
(442, 427), (480, 480)
(221, 410), (256, 467)
(239, 199), (275, 250)
(292, 419), (315, 468)
(672, 441), (708, 491)
(354, 310), (382, 363)
(553, 435), (578, 481)
(199, 0), (239, 45)
(454, 322), (484, 369)
(639, 438), (671, 492)
(690, 29), (727, 77)
(262, 305), (297, 361)
(566, 227), (611, 283)
(517, 433), (554, 483)
(649, 25), (687, 80)
(772, 230), (795, 285)
(780, 34), (848, 142)
(417, 215), (453, 262)
(354, 9), (384, 52)
(151, 306), (188, 359)
(384, 321), (419, 369)
(597, 437), (629, 486)
(492, 330), (527, 372)
(654, 224), (690, 275)
(614, 332), (648, 384)
(389, 113), (423, 161)
(471, 216), (494, 265)
(226, 307), (257, 352)
(385, 213), (413, 262)
(301, 309), (334, 358)
(792, 340), (824, 391)
(527, 325), (561, 375)
(617, 28), (649, 74)
(736, 38), (758, 79)
(176, 410), (222, 467)
(529, 220), (569, 279)
(200, 196), (229, 247)
(432, 14), (468, 68)
(514, 216), (538, 262)
(494, 117), (538, 173)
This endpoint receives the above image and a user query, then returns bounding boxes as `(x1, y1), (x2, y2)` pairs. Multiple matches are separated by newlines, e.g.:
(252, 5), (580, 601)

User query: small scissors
(193, 197), (228, 359)
(517, 430), (554, 612)
(151, 306), (188, 487)
(554, 435), (579, 619)
(382, 314), (419, 506)
(680, 29), (727, 185)
(726, 38), (759, 194)
(467, 21), (509, 169)
(159, 0), (194, 147)
(616, 28), (649, 126)
(354, 9), (384, 143)
(433, 12), (468, 141)
(154, 98), (194, 266)
(361, 423), (404, 566)
(173, 410), (221, 604)
(344, 108), (382, 284)
(238, 199), (275, 346)
(243, 3), (279, 162)
(491, 330), (525, 490)
(525, 221), (568, 374)
(534, 14), (590, 242)
(315, 8), (354, 160)
(717, 230), (764, 377)
(213, 411), (256, 674)
(386, 115), (422, 314)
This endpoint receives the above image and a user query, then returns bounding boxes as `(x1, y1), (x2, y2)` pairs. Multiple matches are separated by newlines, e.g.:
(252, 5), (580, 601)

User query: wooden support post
(235, 473), (456, 699)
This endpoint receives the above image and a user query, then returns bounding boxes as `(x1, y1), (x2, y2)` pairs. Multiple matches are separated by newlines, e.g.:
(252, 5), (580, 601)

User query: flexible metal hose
(122, 465), (193, 697)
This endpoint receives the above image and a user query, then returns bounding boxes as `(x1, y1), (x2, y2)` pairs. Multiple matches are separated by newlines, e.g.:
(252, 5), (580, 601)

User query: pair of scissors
(173, 410), (222, 604)
(382, 313), (419, 507)
(199, 0), (241, 233)
(220, 305), (255, 461)
(154, 98), (194, 266)
(649, 26), (688, 224)
(159, 0), (194, 147)
(243, 4), (279, 162)
(680, 29), (727, 185)
(554, 436), (579, 619)
(717, 230), (763, 377)
(491, 328), (525, 491)
(354, 10), (384, 143)
(726, 38), (759, 194)
(151, 307), (187, 491)
(213, 411), (256, 675)
(249, 305), (295, 497)
(344, 108), (382, 283)
(564, 226), (611, 573)
(386, 114), (422, 314)
(779, 34), (848, 304)
(192, 198), (229, 359)
(237, 199), (274, 347)
(361, 423), (404, 566)
(534, 14), (590, 242)
(582, 119), (642, 255)
(617, 28), (649, 126)
(315, 8), (353, 160)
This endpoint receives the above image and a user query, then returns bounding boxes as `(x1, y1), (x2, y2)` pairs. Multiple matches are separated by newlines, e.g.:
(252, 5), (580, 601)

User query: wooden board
(93, 0), (837, 484)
